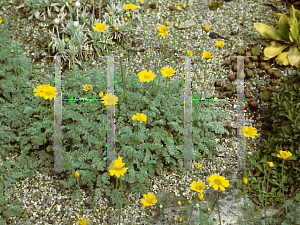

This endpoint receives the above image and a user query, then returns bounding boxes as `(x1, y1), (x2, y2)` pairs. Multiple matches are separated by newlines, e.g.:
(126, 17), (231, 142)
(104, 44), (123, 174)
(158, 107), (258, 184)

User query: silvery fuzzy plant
(24, 0), (66, 21)
(45, 0), (134, 73)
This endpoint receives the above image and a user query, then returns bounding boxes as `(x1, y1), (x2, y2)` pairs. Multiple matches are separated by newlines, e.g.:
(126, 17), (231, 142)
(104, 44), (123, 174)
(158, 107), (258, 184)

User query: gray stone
(178, 19), (197, 30)
(148, 1), (157, 10)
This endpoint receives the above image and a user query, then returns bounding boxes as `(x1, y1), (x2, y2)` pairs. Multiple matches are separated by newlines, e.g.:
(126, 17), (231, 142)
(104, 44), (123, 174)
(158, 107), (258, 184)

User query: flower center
(45, 91), (52, 96)
(214, 179), (222, 185)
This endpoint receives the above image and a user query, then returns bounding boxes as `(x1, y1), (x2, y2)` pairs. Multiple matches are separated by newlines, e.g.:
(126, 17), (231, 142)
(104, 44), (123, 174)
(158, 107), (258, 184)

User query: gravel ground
(1, 0), (299, 224)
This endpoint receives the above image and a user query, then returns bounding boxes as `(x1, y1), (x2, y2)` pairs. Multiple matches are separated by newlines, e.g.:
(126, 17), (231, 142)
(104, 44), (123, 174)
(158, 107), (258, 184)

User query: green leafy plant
(237, 48), (245, 55)
(251, 47), (260, 56)
(246, 69), (254, 78)
(254, 5), (300, 68)
(240, 66), (300, 211)
(259, 91), (271, 101)
(208, 1), (222, 10)
(235, 191), (300, 224)
(247, 62), (254, 69)
(0, 41), (231, 223)
(274, 70), (282, 79)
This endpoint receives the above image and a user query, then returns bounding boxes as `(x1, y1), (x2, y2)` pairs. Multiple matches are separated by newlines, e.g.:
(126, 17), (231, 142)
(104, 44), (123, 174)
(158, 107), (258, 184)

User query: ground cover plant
(1, 0), (300, 224)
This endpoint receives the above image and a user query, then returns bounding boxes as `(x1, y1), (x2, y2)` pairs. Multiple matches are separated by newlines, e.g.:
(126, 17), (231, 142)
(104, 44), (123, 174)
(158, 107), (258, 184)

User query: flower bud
(124, 17), (127, 22)
(127, 12), (130, 18)
(74, 21), (79, 28)
(174, 22), (178, 28)
(74, 171), (79, 178)
(204, 25), (210, 33)
(109, 11), (112, 16)
(198, 192), (204, 201)
(120, 53), (123, 58)
(114, 25), (119, 31)
(54, 18), (60, 25)
(75, 1), (80, 9)
(65, 38), (69, 43)
(175, 5), (180, 10)
(182, 4), (186, 9)
(139, 0), (144, 5)
(243, 177), (248, 185)
(177, 201), (182, 207)
(267, 162), (274, 168)
(165, 21), (169, 26)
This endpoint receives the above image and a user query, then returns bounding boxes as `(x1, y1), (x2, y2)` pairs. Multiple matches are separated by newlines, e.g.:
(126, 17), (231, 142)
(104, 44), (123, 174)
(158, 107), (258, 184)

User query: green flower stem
(98, 0), (101, 19)
(169, 26), (177, 69)
(145, 81), (152, 127)
(148, 205), (150, 225)
(149, 36), (162, 96)
(77, 179), (83, 218)
(167, 77), (171, 100)
(187, 192), (198, 224)
(49, 100), (55, 131)
(117, 34), (127, 108)
(133, 123), (139, 150)
(169, 11), (178, 69)
(56, 25), (60, 39)
(67, 3), (73, 22)
(194, 33), (207, 82)
(137, 82), (145, 113)
(281, 160), (288, 223)
(100, 32), (104, 56)
(116, 178), (123, 225)
(155, 36), (167, 97)
(97, 33), (102, 70)
(243, 140), (252, 224)
(164, 77), (168, 99)
(179, 205), (184, 224)
(125, 17), (133, 77)
(264, 168), (271, 225)
(215, 48), (220, 82)
(76, 8), (79, 23)
(217, 190), (221, 225)
(44, 99), (50, 119)
(72, 30), (86, 99)
(184, 191), (193, 223)
(199, 201), (202, 223)
(43, 6), (52, 87)
(200, 59), (208, 99)
(159, 207), (163, 224)
(119, 57), (127, 108)
(140, 4), (149, 71)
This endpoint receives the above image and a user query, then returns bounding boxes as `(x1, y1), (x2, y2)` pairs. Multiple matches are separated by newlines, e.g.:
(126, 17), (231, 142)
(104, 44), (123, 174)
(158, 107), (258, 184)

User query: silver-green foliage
(0, 37), (231, 217)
